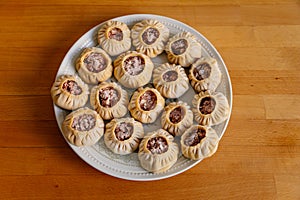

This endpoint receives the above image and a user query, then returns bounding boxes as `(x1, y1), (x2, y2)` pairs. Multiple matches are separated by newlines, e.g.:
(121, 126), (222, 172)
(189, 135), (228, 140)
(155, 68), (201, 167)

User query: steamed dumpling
(114, 51), (154, 89)
(153, 63), (189, 98)
(131, 19), (169, 58)
(128, 87), (165, 124)
(138, 129), (179, 173)
(76, 47), (113, 84)
(98, 21), (131, 56)
(165, 32), (202, 67)
(189, 57), (221, 92)
(161, 101), (193, 137)
(62, 107), (104, 146)
(181, 125), (219, 160)
(90, 81), (129, 120)
(51, 75), (89, 110)
(192, 90), (230, 126)
(104, 117), (144, 155)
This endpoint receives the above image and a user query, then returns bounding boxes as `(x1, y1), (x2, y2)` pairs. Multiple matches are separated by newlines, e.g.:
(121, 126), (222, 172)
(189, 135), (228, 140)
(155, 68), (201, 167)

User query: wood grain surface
(1, 0), (299, 199)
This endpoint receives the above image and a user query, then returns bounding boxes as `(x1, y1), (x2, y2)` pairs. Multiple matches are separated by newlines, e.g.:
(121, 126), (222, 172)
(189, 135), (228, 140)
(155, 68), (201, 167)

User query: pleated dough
(165, 32), (202, 67)
(62, 107), (104, 146)
(76, 47), (113, 84)
(128, 87), (165, 124)
(51, 75), (89, 110)
(189, 57), (221, 92)
(104, 117), (144, 155)
(90, 81), (129, 120)
(192, 90), (230, 126)
(97, 21), (131, 56)
(114, 51), (154, 89)
(181, 125), (219, 160)
(161, 101), (193, 137)
(138, 129), (179, 173)
(153, 63), (189, 98)
(131, 19), (169, 58)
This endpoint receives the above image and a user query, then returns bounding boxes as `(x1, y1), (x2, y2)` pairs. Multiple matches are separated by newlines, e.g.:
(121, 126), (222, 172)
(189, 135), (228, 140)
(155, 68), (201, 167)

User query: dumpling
(181, 125), (219, 160)
(97, 21), (131, 56)
(153, 63), (189, 98)
(189, 57), (221, 92)
(90, 81), (128, 120)
(138, 129), (179, 173)
(62, 107), (104, 146)
(114, 51), (154, 89)
(104, 117), (144, 155)
(192, 90), (230, 126)
(76, 47), (113, 84)
(131, 19), (169, 58)
(165, 32), (202, 67)
(128, 87), (165, 124)
(51, 75), (89, 110)
(161, 101), (193, 137)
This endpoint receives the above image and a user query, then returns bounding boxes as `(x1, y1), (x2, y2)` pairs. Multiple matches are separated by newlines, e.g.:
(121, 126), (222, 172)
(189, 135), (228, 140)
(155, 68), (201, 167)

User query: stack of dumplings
(51, 18), (230, 174)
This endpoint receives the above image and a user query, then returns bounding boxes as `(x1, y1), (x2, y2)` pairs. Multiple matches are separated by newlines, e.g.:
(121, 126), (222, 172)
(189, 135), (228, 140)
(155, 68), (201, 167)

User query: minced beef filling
(99, 87), (120, 107)
(71, 114), (96, 131)
(199, 97), (216, 115)
(108, 27), (123, 41)
(83, 52), (107, 73)
(193, 62), (212, 80)
(184, 128), (206, 146)
(142, 27), (160, 45)
(162, 70), (178, 82)
(62, 80), (82, 95)
(147, 136), (168, 154)
(171, 39), (188, 55)
(139, 90), (157, 111)
(123, 56), (145, 76)
(169, 106), (185, 124)
(114, 122), (133, 141)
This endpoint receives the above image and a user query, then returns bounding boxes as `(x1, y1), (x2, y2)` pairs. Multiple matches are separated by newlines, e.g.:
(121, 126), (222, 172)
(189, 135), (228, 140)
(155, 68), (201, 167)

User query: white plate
(53, 14), (232, 181)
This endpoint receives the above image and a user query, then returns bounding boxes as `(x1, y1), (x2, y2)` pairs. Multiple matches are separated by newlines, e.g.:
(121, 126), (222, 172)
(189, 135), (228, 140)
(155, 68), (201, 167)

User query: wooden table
(1, 0), (299, 199)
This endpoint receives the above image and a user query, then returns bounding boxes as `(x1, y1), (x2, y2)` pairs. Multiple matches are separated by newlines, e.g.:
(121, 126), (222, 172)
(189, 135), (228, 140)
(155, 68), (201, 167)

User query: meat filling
(162, 70), (178, 82)
(114, 122), (134, 141)
(171, 39), (188, 55)
(71, 114), (96, 131)
(199, 97), (216, 115)
(123, 56), (145, 76)
(193, 62), (212, 80)
(169, 106), (185, 124)
(108, 27), (123, 41)
(83, 52), (107, 73)
(142, 27), (160, 45)
(147, 136), (168, 154)
(184, 127), (206, 146)
(139, 90), (157, 111)
(99, 87), (120, 108)
(62, 80), (82, 95)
